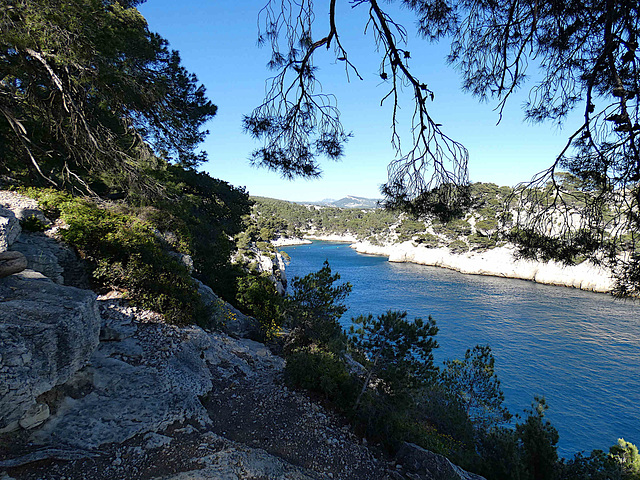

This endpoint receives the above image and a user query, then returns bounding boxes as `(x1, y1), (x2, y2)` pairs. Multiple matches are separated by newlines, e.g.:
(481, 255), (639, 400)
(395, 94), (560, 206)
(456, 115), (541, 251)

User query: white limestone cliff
(351, 241), (614, 293)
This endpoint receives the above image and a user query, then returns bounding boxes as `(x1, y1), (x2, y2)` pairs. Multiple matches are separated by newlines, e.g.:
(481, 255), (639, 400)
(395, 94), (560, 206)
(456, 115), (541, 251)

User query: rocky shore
(351, 241), (614, 293)
(276, 233), (614, 294)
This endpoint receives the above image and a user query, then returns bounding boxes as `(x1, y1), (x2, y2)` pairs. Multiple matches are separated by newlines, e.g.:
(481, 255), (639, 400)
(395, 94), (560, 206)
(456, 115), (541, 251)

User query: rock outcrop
(0, 207), (21, 253)
(0, 191), (48, 225)
(195, 279), (260, 337)
(396, 443), (486, 480)
(10, 233), (66, 284)
(0, 271), (101, 434)
(352, 241), (614, 293)
(0, 251), (27, 278)
(27, 297), (282, 451)
(157, 437), (325, 480)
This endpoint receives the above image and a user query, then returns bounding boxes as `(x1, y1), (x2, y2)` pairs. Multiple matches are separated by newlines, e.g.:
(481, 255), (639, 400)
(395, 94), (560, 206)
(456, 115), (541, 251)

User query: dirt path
(203, 359), (391, 480)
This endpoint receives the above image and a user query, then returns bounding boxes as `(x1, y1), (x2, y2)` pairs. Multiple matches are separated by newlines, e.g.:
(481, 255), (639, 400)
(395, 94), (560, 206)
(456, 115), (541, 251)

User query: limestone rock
(195, 279), (259, 338)
(0, 251), (27, 278)
(0, 191), (48, 225)
(10, 233), (65, 284)
(27, 300), (282, 450)
(352, 241), (614, 293)
(0, 208), (20, 253)
(156, 441), (325, 480)
(395, 442), (486, 480)
(8, 231), (90, 287)
(0, 271), (101, 433)
(18, 403), (50, 430)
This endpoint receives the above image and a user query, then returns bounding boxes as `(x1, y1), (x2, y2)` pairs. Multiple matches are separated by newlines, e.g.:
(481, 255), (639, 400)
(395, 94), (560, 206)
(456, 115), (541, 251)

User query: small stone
(19, 402), (50, 430)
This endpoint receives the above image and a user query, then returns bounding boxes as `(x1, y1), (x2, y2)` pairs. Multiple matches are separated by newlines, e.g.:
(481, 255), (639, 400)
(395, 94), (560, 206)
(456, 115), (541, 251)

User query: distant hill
(310, 196), (381, 209)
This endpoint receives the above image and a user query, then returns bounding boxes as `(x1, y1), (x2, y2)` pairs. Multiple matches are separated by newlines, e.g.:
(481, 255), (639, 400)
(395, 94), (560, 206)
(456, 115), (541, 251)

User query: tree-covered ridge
(251, 182), (514, 251)
(253, 177), (638, 277)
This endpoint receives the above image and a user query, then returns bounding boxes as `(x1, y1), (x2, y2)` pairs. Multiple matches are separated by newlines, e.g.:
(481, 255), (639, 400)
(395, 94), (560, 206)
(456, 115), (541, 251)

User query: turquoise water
(281, 241), (640, 458)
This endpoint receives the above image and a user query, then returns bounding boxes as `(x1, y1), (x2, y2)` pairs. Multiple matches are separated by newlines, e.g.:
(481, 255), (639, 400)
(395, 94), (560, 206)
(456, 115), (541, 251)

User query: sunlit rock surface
(352, 242), (614, 293)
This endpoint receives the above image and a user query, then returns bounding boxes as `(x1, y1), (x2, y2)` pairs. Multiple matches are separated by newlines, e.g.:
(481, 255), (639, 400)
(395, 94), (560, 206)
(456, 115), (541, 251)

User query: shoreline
(271, 237), (312, 247)
(280, 235), (616, 294)
(303, 233), (358, 243)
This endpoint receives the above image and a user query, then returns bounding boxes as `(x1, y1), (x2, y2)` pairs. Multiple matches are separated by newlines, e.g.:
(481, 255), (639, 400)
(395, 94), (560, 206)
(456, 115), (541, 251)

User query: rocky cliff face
(0, 271), (100, 433)
(0, 194), (100, 434)
(0, 191), (484, 480)
(351, 241), (614, 293)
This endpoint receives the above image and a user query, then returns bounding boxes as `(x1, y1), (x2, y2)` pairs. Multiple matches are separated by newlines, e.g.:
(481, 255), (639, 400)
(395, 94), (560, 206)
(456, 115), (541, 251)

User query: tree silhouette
(248, 0), (640, 295)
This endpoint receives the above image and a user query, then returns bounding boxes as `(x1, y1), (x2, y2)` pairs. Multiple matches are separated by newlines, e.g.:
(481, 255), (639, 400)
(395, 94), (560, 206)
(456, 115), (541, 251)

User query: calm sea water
(281, 241), (640, 457)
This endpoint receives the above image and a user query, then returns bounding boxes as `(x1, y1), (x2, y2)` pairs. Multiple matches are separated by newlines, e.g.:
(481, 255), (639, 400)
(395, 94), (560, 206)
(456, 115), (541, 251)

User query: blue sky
(139, 1), (582, 202)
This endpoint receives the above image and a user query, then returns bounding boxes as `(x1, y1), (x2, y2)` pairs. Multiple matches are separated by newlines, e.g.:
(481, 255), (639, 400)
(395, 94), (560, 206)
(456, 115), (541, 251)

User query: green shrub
(235, 273), (284, 339)
(285, 260), (351, 353)
(475, 217), (498, 233)
(285, 348), (358, 408)
(449, 239), (469, 253)
(22, 188), (206, 325)
(468, 234), (497, 250)
(415, 233), (441, 247)
(20, 215), (47, 232)
(445, 219), (473, 238)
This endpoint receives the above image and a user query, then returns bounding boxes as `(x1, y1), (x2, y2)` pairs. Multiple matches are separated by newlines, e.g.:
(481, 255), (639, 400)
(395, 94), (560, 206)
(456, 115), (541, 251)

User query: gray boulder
(0, 271), (101, 433)
(10, 233), (65, 284)
(8, 231), (90, 288)
(0, 251), (27, 278)
(0, 207), (21, 253)
(395, 442), (486, 480)
(156, 435), (325, 480)
(195, 279), (259, 338)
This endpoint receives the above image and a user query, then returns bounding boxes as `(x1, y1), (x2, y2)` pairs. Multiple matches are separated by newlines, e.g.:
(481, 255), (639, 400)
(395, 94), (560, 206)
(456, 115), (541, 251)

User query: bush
(449, 239), (469, 253)
(468, 233), (497, 250)
(236, 273), (284, 339)
(350, 310), (439, 400)
(440, 345), (512, 434)
(285, 348), (358, 408)
(516, 397), (559, 480)
(20, 214), (47, 232)
(285, 260), (351, 353)
(22, 188), (206, 325)
(445, 219), (473, 238)
(415, 232), (441, 247)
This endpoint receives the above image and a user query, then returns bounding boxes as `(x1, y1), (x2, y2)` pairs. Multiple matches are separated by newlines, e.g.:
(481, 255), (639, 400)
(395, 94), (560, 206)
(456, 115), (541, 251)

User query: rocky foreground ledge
(0, 294), (483, 480)
(1, 192), (483, 480)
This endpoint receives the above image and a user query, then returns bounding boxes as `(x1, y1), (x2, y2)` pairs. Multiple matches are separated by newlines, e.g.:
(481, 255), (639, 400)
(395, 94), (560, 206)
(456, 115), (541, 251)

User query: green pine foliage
(1, 0), (216, 195)
(285, 260), (352, 353)
(350, 311), (439, 399)
(516, 397), (560, 480)
(440, 345), (513, 435)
